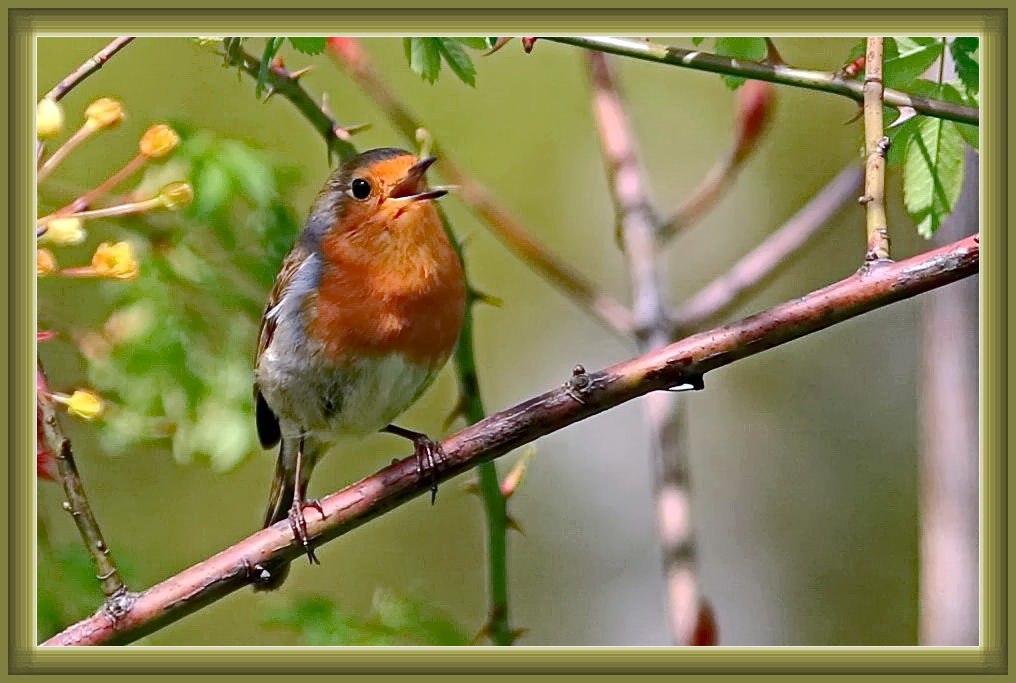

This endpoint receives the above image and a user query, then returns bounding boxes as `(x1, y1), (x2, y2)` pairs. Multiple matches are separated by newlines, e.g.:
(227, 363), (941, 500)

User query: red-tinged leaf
(38, 330), (56, 342)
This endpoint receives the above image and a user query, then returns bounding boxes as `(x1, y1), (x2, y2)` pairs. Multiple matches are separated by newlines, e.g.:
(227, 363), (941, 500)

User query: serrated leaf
(884, 37), (943, 90)
(288, 37), (327, 55)
(405, 37), (442, 83)
(902, 80), (978, 150)
(903, 116), (966, 237)
(257, 37), (286, 97)
(949, 37), (979, 96)
(714, 37), (767, 89)
(453, 37), (493, 50)
(436, 38), (477, 86)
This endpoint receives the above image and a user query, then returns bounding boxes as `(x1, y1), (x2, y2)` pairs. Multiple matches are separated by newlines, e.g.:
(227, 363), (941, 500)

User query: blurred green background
(36, 36), (960, 646)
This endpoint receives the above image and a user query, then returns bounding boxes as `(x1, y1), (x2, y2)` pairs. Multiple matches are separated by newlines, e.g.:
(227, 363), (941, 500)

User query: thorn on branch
(564, 364), (594, 404)
(875, 135), (891, 158)
(763, 38), (785, 66)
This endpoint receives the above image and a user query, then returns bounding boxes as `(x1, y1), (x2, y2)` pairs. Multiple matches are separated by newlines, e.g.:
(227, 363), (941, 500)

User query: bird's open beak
(388, 156), (449, 203)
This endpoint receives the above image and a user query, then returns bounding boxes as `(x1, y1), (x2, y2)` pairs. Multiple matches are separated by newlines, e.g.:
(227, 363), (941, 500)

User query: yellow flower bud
(159, 182), (194, 210)
(41, 216), (86, 245)
(37, 98), (64, 139)
(84, 97), (125, 130)
(139, 124), (180, 158)
(92, 241), (139, 280)
(36, 248), (58, 276)
(65, 389), (105, 420)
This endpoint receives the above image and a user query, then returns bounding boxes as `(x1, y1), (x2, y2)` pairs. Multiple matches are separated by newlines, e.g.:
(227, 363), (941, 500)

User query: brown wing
(253, 243), (312, 449)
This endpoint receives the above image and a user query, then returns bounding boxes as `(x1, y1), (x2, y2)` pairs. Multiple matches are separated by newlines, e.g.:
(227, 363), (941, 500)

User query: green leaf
(691, 37), (706, 46)
(404, 37), (442, 83)
(436, 38), (477, 86)
(903, 115), (966, 237)
(713, 37), (767, 89)
(288, 37), (327, 55)
(901, 80), (978, 151)
(949, 37), (979, 96)
(884, 37), (944, 90)
(257, 37), (286, 97)
(453, 36), (494, 50)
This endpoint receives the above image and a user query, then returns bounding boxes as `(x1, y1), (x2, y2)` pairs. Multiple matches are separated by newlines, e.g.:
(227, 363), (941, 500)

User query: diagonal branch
(672, 164), (864, 333)
(223, 41), (358, 161)
(42, 233), (978, 647)
(37, 365), (128, 604)
(42, 37), (135, 103)
(549, 37), (979, 126)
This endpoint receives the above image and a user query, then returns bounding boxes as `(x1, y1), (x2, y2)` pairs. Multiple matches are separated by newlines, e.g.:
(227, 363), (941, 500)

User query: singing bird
(253, 148), (466, 588)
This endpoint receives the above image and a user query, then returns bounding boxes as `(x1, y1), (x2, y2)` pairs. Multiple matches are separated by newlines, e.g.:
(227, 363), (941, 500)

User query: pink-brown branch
(42, 233), (978, 648)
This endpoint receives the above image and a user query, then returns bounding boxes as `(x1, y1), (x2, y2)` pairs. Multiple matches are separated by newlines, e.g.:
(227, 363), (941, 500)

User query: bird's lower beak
(388, 156), (449, 203)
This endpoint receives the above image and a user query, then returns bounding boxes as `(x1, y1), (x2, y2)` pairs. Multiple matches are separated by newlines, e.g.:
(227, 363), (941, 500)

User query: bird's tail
(254, 436), (318, 591)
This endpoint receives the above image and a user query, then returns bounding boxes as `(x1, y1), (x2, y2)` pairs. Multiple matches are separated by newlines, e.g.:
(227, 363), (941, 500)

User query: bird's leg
(382, 424), (444, 504)
(288, 436), (320, 565)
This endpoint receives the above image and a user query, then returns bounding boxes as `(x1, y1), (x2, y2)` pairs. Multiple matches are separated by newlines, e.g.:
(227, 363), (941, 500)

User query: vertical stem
(862, 37), (891, 261)
(443, 210), (514, 646)
(587, 50), (704, 645)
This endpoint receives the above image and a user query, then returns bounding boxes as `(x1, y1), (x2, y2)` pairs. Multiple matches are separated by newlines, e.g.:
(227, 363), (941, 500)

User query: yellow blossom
(42, 216), (86, 245)
(159, 182), (194, 210)
(84, 97), (125, 130)
(92, 241), (139, 280)
(64, 389), (105, 420)
(139, 124), (180, 158)
(37, 98), (64, 139)
(36, 248), (58, 276)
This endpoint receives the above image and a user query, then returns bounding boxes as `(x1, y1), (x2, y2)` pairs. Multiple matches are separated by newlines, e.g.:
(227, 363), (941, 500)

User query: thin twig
(587, 49), (705, 646)
(36, 365), (127, 602)
(660, 80), (775, 241)
(549, 37), (979, 126)
(672, 164), (864, 334)
(38, 154), (148, 226)
(43, 234), (979, 647)
(327, 38), (635, 337)
(225, 41), (358, 162)
(862, 38), (891, 261)
(42, 37), (135, 103)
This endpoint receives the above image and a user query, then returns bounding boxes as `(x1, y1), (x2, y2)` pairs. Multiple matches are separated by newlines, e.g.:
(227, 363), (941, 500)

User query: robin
(253, 147), (466, 589)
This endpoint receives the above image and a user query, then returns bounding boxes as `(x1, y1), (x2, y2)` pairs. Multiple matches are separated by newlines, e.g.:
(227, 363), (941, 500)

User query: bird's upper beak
(388, 156), (449, 204)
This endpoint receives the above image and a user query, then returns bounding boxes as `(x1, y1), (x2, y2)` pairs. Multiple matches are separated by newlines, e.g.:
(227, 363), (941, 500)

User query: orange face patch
(310, 154), (465, 368)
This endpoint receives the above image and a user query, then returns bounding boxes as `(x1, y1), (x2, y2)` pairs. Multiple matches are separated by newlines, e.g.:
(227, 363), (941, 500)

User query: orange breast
(309, 202), (465, 369)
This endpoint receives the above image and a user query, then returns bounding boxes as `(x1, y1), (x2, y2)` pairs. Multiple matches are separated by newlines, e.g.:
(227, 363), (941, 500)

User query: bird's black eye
(350, 177), (372, 200)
